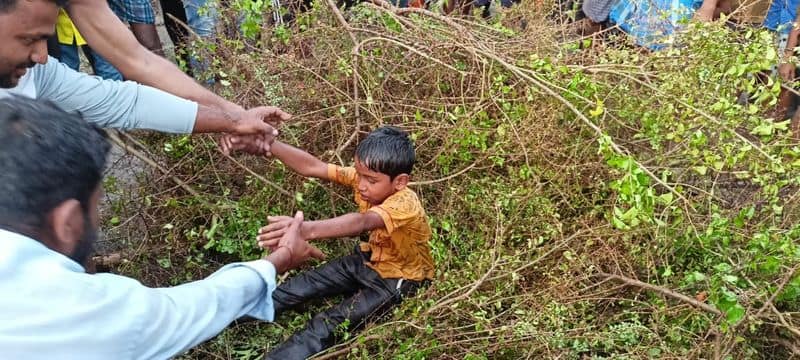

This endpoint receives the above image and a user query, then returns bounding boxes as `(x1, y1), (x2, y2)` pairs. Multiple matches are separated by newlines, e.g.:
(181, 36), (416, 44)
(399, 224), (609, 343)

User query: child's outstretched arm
(257, 212), (385, 248)
(269, 141), (330, 180)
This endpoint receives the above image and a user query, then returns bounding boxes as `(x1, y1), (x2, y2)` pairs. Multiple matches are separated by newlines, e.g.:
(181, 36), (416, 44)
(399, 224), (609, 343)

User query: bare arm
(257, 212), (386, 247)
(779, 11), (800, 81)
(303, 212), (386, 240)
(270, 141), (330, 179)
(695, 0), (719, 21)
(66, 0), (241, 113)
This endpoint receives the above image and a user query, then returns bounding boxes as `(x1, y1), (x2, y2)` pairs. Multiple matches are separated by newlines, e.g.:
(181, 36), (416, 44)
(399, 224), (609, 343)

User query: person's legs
(272, 253), (365, 315)
(56, 43), (81, 71)
(131, 23), (164, 54)
(183, 0), (218, 82)
(268, 261), (428, 360)
(83, 46), (123, 81)
(777, 33), (794, 119)
(160, 0), (189, 45)
(108, 0), (163, 54)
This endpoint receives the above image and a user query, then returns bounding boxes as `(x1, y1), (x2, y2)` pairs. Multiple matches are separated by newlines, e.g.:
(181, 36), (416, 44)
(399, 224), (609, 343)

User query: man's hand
(231, 106), (290, 135)
(219, 134), (274, 156)
(223, 106), (291, 155)
(257, 215), (306, 249)
(263, 211), (325, 274)
(780, 62), (796, 82)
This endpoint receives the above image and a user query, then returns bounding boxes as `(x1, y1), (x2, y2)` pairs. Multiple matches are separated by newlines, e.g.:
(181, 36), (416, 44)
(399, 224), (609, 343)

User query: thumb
(308, 245), (326, 260)
(294, 211), (304, 222)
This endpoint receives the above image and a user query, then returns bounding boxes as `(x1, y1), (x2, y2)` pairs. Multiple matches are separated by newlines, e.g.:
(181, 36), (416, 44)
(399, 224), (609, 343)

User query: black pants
(266, 249), (427, 360)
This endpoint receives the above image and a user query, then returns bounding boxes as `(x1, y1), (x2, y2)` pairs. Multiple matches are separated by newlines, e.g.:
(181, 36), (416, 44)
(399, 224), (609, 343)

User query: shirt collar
(0, 228), (86, 273)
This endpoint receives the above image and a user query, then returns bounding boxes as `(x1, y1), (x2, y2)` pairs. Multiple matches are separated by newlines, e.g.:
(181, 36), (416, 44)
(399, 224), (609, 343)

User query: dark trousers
(266, 249), (427, 360)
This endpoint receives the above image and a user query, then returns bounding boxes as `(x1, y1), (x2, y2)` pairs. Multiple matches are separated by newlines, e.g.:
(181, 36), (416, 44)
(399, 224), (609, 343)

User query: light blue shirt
(0, 229), (277, 359)
(0, 57), (197, 133)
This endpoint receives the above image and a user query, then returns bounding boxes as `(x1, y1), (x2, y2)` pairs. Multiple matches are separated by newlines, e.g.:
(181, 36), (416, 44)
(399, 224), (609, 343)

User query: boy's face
(354, 158), (409, 206)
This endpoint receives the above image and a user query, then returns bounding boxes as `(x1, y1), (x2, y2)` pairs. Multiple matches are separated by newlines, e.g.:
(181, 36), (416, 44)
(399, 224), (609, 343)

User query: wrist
(227, 109), (245, 133)
(265, 246), (292, 274)
(301, 222), (314, 240)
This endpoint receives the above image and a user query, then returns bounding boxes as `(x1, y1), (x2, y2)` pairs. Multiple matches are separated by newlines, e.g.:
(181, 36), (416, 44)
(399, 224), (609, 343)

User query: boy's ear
(392, 173), (409, 190)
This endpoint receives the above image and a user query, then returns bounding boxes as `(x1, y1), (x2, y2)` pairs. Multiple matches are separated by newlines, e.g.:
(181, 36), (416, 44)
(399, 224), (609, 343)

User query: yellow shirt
(56, 9), (86, 46)
(328, 164), (435, 281)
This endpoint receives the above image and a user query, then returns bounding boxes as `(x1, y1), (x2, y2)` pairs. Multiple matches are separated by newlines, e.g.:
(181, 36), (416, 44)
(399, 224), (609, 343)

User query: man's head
(0, 96), (109, 265)
(0, 0), (65, 88)
(354, 126), (415, 205)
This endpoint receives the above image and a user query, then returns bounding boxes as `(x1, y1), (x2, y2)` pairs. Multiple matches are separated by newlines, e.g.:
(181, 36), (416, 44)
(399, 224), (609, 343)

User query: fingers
(263, 106), (292, 123)
(257, 238), (279, 249)
(267, 215), (293, 224)
(257, 229), (285, 242)
(308, 245), (326, 260)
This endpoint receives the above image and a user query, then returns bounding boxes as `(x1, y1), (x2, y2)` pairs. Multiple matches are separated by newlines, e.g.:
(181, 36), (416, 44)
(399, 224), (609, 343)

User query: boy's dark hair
(0, 0), (68, 12)
(356, 126), (415, 179)
(0, 96), (109, 233)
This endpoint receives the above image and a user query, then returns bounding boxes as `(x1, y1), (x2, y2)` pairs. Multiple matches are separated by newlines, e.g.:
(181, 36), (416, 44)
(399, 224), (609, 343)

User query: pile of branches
(106, 1), (800, 358)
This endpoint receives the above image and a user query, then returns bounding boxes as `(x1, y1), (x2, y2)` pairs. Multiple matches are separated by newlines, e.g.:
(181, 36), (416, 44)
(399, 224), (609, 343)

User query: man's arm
(66, 0), (241, 113)
(780, 14), (800, 81)
(130, 211), (322, 359)
(34, 58), (284, 137)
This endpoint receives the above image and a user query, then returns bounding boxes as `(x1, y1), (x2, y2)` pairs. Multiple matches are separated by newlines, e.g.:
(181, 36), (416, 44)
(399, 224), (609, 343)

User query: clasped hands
(263, 211), (325, 274)
(221, 106), (289, 156)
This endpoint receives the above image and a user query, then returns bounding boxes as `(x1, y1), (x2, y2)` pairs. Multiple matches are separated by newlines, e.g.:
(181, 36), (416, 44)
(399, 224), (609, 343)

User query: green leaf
(692, 166), (708, 175)
(726, 303), (746, 324)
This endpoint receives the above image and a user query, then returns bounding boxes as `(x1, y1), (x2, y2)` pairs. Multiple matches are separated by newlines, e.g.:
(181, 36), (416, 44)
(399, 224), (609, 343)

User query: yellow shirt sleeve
(56, 9), (86, 46)
(368, 189), (421, 235)
(326, 164), (358, 188)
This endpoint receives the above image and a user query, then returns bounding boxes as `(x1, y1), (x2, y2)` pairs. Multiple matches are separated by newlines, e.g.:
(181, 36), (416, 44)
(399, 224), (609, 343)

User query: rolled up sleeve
(33, 57), (197, 133)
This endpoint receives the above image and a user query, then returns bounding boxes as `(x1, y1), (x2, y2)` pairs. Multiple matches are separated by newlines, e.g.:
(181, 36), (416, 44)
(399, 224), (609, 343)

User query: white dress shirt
(0, 229), (277, 359)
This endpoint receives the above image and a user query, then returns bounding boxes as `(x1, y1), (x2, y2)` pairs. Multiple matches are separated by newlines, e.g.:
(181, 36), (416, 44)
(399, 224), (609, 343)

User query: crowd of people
(1, 0), (799, 358)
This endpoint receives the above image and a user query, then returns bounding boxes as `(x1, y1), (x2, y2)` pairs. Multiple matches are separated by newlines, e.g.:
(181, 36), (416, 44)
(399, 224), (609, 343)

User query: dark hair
(0, 0), (68, 12)
(355, 126), (415, 179)
(0, 96), (109, 232)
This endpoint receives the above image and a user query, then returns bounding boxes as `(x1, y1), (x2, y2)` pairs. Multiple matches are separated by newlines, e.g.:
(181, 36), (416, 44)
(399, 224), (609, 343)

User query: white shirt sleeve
(32, 57), (197, 133)
(122, 260), (277, 359)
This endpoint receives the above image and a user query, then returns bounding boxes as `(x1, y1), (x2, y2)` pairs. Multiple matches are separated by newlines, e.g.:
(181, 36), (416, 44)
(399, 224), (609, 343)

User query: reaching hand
(257, 215), (297, 250)
(263, 211), (325, 274)
(219, 134), (271, 156)
(779, 62), (796, 82)
(223, 106), (291, 155)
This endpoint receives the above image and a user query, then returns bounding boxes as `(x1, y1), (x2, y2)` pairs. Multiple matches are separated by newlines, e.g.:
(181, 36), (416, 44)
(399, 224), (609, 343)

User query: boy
(254, 126), (434, 359)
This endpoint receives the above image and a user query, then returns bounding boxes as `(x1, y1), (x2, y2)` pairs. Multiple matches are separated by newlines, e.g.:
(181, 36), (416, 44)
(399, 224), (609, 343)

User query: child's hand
(219, 134), (274, 156)
(257, 215), (296, 250)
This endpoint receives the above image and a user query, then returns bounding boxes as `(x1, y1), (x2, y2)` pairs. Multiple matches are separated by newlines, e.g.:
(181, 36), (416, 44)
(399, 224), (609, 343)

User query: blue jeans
(58, 44), (123, 81)
(184, 0), (218, 83)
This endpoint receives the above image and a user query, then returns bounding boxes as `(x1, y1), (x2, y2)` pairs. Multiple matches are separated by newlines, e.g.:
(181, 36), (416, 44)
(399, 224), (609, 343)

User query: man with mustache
(0, 0), (279, 152)
(0, 96), (325, 359)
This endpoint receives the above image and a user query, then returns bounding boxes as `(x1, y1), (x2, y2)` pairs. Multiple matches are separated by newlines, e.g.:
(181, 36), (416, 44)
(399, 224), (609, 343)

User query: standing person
(0, 0), (282, 154)
(160, 0), (218, 80)
(55, 9), (123, 80)
(762, 0), (800, 119)
(0, 96), (326, 359)
(108, 0), (164, 54)
(64, 0), (266, 131)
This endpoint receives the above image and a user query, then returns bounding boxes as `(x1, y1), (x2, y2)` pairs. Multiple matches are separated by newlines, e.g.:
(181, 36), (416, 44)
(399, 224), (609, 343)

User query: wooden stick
(600, 272), (723, 316)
